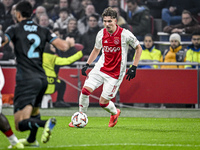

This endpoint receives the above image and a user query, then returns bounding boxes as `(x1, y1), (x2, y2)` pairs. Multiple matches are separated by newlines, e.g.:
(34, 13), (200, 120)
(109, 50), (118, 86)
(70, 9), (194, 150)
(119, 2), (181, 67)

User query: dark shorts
(14, 78), (48, 113)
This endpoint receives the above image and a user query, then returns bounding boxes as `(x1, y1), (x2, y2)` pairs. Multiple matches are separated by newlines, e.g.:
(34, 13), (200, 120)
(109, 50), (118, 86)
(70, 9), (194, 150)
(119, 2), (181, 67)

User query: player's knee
(81, 88), (91, 96)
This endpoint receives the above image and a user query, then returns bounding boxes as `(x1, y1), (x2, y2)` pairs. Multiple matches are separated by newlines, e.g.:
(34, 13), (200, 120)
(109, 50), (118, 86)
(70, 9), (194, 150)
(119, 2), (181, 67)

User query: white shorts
(83, 68), (123, 100)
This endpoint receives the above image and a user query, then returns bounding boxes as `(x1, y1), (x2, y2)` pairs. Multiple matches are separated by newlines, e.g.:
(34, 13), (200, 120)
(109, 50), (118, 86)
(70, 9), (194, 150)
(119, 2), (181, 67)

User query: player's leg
(79, 69), (103, 113)
(0, 97), (24, 149)
(99, 75), (122, 127)
(18, 107), (41, 147)
(14, 79), (54, 144)
(69, 69), (103, 127)
(0, 113), (24, 149)
(79, 86), (93, 113)
(38, 78), (56, 144)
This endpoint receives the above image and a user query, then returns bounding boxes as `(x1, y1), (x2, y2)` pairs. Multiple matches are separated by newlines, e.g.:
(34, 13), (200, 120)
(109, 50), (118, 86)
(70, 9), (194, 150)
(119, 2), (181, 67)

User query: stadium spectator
(32, 6), (53, 25)
(133, 33), (161, 68)
(68, 7), (142, 128)
(73, 0), (92, 20)
(108, 0), (126, 20)
(161, 0), (200, 25)
(2, 0), (14, 18)
(77, 4), (103, 35)
(126, 0), (151, 41)
(91, 0), (108, 15)
(47, 0), (72, 22)
(160, 33), (186, 69)
(81, 14), (102, 61)
(63, 18), (81, 43)
(163, 10), (200, 34)
(43, 43), (83, 107)
(0, 66), (24, 149)
(39, 13), (53, 30)
(0, 2), (5, 30)
(185, 32), (200, 69)
(26, 0), (37, 15)
(42, 0), (58, 18)
(1, 1), (75, 146)
(53, 8), (74, 32)
(1, 0), (15, 31)
(60, 19), (83, 59)
(145, 0), (167, 19)
(112, 5), (130, 30)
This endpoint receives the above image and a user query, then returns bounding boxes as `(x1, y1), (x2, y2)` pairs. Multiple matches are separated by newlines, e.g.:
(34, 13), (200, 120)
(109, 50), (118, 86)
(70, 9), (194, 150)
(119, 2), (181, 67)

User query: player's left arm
(132, 44), (142, 66)
(126, 44), (142, 81)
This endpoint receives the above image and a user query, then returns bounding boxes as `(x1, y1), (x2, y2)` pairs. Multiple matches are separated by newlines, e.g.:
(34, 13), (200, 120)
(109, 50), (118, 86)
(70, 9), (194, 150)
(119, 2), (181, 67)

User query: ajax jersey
(94, 25), (139, 79)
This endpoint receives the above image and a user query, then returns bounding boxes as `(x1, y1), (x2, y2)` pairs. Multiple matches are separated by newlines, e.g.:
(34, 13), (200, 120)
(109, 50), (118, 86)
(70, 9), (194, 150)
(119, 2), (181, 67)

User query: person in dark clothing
(163, 10), (200, 34)
(145, 0), (167, 19)
(161, 0), (200, 25)
(126, 0), (151, 41)
(43, 44), (83, 108)
(81, 14), (102, 61)
(61, 18), (82, 58)
(0, 1), (74, 147)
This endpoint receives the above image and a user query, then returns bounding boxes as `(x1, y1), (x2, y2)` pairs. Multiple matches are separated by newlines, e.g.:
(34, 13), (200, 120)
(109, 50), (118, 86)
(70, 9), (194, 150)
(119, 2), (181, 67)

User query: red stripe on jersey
(100, 25), (123, 79)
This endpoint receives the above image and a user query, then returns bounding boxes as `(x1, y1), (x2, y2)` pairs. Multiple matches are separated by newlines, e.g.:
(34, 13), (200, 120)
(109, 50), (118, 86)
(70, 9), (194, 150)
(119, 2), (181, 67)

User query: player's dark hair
(102, 7), (117, 19)
(16, 1), (33, 18)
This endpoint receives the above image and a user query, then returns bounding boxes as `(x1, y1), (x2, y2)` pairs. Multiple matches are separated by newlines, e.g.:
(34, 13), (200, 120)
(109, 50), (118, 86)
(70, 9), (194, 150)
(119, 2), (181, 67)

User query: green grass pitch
(1, 108), (200, 150)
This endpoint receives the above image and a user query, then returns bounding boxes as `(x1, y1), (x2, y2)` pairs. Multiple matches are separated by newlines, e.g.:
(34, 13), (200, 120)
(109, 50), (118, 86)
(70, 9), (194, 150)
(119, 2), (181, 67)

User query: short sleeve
(5, 26), (15, 42)
(124, 29), (139, 49)
(45, 28), (57, 43)
(94, 29), (103, 50)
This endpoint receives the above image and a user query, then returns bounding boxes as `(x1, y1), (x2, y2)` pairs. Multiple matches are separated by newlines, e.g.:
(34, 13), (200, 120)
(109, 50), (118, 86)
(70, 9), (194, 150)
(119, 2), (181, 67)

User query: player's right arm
(86, 47), (101, 65)
(0, 35), (9, 48)
(86, 29), (102, 65)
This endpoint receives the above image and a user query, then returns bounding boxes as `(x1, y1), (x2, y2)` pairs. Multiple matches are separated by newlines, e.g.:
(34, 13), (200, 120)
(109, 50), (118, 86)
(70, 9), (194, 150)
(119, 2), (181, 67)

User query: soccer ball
(71, 112), (88, 128)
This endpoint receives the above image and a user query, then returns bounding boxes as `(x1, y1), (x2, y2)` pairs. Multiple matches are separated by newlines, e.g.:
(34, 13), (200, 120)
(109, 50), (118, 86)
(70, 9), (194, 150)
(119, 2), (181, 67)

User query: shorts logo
(114, 39), (120, 45)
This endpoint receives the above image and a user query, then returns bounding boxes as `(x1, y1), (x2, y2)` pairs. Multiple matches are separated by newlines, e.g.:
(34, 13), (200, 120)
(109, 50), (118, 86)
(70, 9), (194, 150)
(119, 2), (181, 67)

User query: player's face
(144, 36), (153, 49)
(170, 40), (180, 49)
(103, 16), (117, 34)
(192, 35), (200, 48)
(15, 11), (21, 22)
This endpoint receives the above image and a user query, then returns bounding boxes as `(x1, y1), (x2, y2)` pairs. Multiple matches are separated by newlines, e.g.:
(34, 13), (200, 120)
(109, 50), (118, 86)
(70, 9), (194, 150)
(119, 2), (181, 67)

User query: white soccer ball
(71, 112), (88, 128)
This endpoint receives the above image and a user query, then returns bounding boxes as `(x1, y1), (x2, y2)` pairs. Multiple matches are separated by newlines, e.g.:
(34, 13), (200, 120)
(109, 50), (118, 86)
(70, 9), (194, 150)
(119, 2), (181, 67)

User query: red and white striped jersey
(94, 25), (139, 79)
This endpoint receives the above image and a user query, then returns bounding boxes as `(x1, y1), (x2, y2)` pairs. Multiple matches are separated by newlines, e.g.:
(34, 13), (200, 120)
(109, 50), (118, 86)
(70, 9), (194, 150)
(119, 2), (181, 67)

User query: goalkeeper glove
(126, 65), (137, 81)
(82, 63), (89, 76)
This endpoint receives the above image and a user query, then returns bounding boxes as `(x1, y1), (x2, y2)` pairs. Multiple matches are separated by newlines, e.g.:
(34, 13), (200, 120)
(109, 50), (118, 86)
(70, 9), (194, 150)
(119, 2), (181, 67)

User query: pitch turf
(1, 107), (200, 150)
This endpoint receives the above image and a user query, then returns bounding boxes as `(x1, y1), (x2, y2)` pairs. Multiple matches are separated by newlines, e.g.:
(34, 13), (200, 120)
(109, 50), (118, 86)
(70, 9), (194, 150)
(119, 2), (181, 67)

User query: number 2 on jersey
(27, 34), (41, 58)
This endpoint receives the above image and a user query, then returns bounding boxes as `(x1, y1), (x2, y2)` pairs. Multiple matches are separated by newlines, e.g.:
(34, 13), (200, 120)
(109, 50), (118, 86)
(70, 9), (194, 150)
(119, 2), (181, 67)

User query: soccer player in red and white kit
(69, 7), (142, 127)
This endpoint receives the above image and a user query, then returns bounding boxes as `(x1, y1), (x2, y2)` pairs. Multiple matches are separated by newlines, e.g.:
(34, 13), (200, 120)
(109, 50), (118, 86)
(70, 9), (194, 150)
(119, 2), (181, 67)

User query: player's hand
(82, 63), (89, 76)
(66, 37), (75, 47)
(126, 65), (137, 81)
